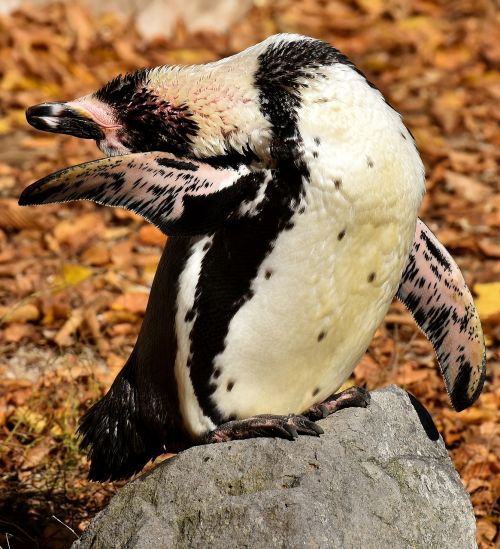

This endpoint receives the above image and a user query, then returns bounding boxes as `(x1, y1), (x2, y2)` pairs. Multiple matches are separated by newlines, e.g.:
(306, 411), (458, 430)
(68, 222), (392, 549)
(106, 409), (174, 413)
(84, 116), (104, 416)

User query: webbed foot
(304, 386), (371, 421)
(203, 414), (324, 444)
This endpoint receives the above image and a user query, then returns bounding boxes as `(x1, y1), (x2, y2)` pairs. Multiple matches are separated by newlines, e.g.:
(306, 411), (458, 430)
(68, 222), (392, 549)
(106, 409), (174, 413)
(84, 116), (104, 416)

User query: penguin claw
(203, 413), (323, 444)
(283, 424), (299, 439)
(305, 386), (371, 421)
(287, 414), (324, 436)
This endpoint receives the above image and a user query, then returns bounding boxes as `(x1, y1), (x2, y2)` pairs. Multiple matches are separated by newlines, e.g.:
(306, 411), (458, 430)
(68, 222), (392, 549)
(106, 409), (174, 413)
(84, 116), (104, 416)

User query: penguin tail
(78, 355), (182, 482)
(79, 239), (190, 481)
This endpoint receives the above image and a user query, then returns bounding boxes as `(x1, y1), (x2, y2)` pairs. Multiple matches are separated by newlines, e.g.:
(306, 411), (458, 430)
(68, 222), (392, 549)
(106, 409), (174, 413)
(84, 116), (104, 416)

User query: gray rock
(73, 386), (476, 549)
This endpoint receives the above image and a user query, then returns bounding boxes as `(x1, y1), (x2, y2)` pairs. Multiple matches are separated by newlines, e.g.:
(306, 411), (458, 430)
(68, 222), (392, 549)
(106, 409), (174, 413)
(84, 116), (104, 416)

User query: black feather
(79, 237), (190, 481)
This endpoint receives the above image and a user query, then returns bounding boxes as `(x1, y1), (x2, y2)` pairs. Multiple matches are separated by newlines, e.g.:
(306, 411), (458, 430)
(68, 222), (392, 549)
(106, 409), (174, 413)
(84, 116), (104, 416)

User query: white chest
(210, 197), (420, 422)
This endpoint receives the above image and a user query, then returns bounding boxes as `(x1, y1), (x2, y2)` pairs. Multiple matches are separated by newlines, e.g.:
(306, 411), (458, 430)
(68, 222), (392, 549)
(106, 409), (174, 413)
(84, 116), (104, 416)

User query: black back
(79, 237), (190, 481)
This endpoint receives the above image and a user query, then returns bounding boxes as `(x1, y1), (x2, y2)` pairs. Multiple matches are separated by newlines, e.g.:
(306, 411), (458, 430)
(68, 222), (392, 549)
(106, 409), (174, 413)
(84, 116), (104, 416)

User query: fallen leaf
(0, 303), (40, 324)
(0, 199), (41, 230)
(3, 323), (37, 342)
(457, 406), (497, 424)
(12, 407), (46, 434)
(53, 212), (104, 250)
(354, 354), (382, 388)
(22, 439), (53, 469)
(444, 171), (491, 204)
(59, 264), (93, 287)
(474, 282), (500, 320)
(395, 363), (430, 385)
(81, 243), (110, 266)
(53, 308), (84, 346)
(477, 518), (497, 542)
(111, 292), (149, 314)
(478, 238), (500, 258)
(138, 225), (167, 247)
(110, 240), (134, 267)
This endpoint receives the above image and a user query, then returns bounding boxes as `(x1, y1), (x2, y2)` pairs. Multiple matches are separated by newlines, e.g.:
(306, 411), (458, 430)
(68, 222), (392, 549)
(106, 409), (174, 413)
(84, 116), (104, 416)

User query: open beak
(26, 102), (105, 140)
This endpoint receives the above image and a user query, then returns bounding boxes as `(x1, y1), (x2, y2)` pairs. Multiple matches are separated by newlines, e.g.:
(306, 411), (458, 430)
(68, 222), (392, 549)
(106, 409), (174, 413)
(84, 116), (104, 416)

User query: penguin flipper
(397, 219), (486, 411)
(79, 237), (190, 481)
(19, 152), (270, 236)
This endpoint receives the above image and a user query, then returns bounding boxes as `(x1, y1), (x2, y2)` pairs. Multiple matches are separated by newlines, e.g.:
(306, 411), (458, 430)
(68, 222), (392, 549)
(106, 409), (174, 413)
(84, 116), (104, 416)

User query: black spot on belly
(368, 272), (376, 283)
(284, 221), (295, 230)
(298, 206), (306, 214)
(312, 387), (320, 396)
(314, 137), (321, 145)
(367, 157), (374, 168)
(313, 151), (318, 158)
(334, 178), (342, 189)
(227, 381), (235, 392)
(213, 368), (221, 379)
(317, 331), (326, 342)
(202, 241), (211, 252)
(265, 270), (273, 279)
(338, 229), (346, 240)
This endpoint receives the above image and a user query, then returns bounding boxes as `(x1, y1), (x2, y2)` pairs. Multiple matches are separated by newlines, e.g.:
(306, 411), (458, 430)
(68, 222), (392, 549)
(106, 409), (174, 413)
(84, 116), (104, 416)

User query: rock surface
(73, 386), (476, 549)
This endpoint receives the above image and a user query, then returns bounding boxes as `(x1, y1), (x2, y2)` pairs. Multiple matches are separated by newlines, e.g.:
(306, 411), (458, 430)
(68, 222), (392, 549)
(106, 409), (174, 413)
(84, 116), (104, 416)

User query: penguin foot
(305, 386), (371, 421)
(203, 414), (324, 444)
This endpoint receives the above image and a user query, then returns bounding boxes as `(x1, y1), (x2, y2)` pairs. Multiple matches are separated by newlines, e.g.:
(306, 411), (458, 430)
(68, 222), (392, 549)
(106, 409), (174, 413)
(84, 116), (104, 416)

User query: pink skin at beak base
(68, 97), (121, 129)
(69, 96), (130, 156)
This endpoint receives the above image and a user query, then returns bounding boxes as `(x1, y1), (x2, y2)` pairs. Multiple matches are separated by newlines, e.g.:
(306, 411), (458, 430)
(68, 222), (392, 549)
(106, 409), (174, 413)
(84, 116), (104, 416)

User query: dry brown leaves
(0, 1), (498, 547)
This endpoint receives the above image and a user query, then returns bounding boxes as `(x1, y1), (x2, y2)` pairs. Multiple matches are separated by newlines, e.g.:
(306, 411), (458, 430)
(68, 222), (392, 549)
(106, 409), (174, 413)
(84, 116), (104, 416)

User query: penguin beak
(26, 102), (105, 141)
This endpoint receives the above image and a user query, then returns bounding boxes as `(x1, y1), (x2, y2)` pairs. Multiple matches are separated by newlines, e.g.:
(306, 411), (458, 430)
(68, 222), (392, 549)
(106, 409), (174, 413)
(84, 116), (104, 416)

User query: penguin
(20, 34), (486, 481)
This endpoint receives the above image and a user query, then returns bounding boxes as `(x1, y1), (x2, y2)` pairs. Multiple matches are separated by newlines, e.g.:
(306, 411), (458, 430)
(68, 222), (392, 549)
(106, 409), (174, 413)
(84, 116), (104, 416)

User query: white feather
(174, 235), (216, 437)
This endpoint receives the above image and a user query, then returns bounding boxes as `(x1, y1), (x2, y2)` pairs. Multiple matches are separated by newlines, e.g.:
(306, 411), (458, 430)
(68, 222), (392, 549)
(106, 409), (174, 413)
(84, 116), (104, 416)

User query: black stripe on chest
(185, 38), (346, 425)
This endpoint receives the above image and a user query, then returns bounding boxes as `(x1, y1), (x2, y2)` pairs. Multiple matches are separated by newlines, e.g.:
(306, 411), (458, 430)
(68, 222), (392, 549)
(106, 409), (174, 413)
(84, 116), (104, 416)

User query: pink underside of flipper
(397, 219), (486, 411)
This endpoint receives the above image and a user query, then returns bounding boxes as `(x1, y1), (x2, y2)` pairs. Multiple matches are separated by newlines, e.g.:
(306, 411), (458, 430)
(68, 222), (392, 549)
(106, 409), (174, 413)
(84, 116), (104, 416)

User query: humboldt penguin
(20, 34), (486, 481)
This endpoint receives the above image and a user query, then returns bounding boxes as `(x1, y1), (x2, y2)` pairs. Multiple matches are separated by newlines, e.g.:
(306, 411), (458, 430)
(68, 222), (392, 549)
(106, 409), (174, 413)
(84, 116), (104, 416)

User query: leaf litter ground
(0, 1), (498, 547)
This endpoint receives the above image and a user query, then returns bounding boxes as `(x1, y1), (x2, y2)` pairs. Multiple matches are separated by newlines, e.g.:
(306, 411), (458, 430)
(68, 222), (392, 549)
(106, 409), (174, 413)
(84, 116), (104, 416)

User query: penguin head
(26, 55), (274, 163)
(25, 33), (364, 166)
(22, 34), (393, 226)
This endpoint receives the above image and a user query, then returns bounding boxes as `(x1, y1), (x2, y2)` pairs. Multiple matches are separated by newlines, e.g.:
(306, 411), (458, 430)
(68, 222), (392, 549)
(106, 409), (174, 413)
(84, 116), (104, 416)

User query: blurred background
(0, 0), (498, 547)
